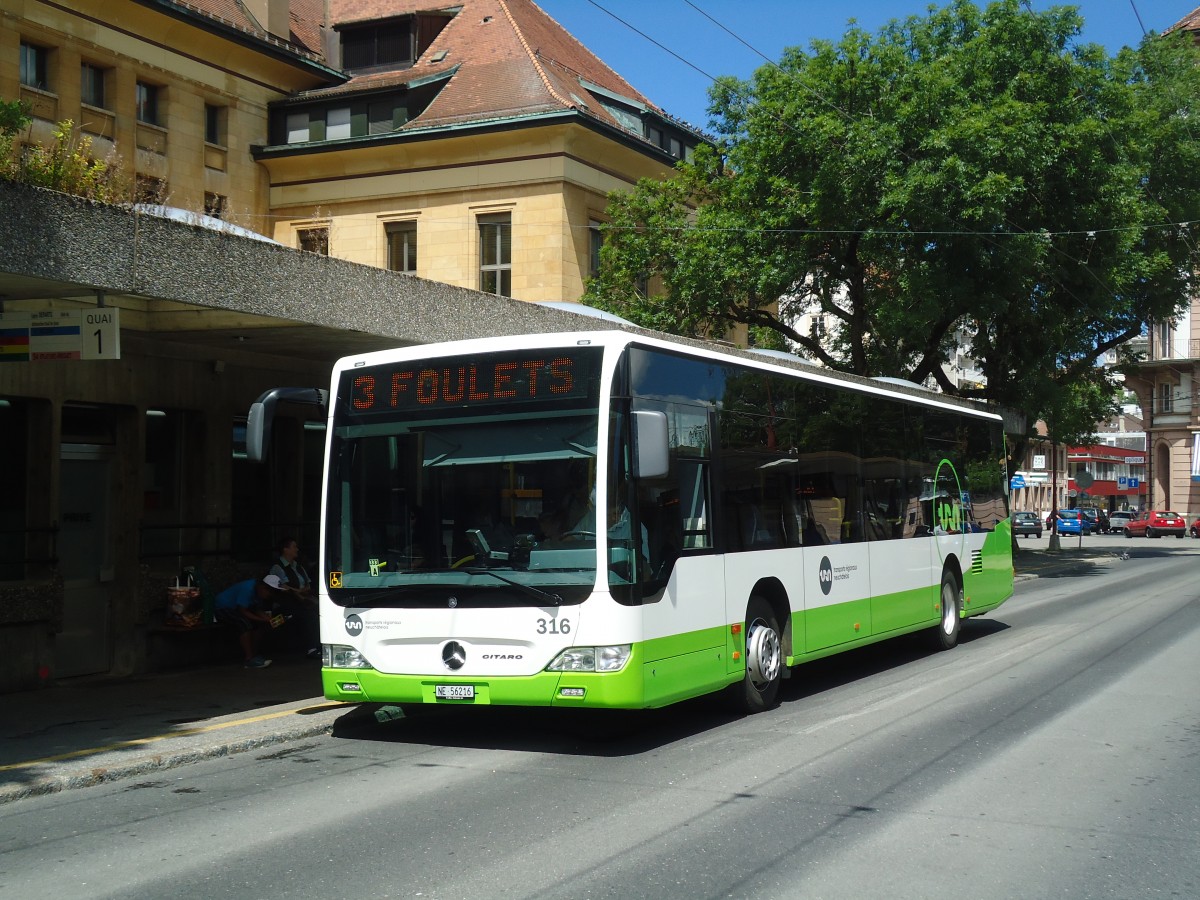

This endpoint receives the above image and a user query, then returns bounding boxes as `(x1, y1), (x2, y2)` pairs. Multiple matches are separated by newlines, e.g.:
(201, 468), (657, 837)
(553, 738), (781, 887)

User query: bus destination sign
(346, 349), (599, 414)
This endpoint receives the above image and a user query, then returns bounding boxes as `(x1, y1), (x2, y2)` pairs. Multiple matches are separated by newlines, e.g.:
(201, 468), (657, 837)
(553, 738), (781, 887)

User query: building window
(204, 192), (227, 219)
(285, 111), (309, 144)
(1155, 321), (1172, 358)
(326, 107), (352, 140)
(341, 20), (415, 70)
(369, 99), (406, 134)
(136, 82), (160, 125)
(1158, 383), (1174, 414)
(20, 42), (49, 91)
(644, 119), (690, 160)
(386, 221), (418, 273)
(135, 175), (167, 204)
(81, 63), (106, 108)
(298, 226), (330, 255)
(204, 104), (224, 145)
(810, 315), (827, 340)
(479, 214), (512, 297)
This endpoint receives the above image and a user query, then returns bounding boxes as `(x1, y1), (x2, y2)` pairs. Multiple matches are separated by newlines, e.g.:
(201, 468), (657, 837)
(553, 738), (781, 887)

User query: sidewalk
(0, 542), (1144, 806)
(0, 656), (352, 805)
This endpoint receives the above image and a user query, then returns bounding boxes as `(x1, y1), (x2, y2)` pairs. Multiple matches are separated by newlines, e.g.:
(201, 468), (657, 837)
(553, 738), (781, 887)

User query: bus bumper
(322, 666), (646, 709)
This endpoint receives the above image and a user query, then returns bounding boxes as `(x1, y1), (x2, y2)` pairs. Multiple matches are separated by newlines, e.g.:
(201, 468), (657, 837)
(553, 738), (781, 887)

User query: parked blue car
(1050, 510), (1090, 535)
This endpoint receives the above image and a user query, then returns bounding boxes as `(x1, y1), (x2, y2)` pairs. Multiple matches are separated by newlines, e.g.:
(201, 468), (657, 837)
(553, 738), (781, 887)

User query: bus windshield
(324, 347), (605, 606)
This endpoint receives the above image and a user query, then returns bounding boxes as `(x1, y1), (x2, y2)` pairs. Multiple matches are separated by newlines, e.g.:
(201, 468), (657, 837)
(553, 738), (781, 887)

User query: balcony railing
(1150, 338), (1200, 361)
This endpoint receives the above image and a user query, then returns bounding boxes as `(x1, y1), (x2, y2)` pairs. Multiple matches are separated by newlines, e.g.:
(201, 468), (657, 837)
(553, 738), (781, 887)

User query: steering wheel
(561, 530), (596, 540)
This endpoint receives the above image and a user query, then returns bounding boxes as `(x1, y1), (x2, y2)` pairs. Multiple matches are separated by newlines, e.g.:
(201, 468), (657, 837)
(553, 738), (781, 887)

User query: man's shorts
(215, 607), (262, 633)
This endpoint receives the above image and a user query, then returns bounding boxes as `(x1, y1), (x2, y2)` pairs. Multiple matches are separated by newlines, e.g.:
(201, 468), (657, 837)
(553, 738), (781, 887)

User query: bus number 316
(536, 618), (571, 635)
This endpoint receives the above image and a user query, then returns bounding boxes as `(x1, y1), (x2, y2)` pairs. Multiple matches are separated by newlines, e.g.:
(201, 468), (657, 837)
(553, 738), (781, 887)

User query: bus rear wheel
(733, 595), (783, 713)
(929, 571), (962, 651)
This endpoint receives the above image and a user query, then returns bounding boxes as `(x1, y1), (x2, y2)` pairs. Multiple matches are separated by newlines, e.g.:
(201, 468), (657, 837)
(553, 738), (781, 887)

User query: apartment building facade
(1123, 303), (1199, 517)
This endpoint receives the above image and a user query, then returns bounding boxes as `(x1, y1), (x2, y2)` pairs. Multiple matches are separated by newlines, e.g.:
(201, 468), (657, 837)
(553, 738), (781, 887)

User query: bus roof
(332, 330), (1003, 422)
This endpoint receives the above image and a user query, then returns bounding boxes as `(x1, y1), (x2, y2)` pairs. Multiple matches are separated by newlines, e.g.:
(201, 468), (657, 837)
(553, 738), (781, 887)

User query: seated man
(269, 538), (313, 599)
(214, 576), (285, 668)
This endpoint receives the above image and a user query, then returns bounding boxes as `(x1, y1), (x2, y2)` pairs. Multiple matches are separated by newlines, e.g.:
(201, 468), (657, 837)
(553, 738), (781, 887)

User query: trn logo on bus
(818, 556), (833, 595)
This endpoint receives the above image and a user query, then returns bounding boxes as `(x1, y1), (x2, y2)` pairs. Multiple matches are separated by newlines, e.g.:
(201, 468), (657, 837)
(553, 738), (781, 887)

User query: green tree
(586, 0), (1200, 433)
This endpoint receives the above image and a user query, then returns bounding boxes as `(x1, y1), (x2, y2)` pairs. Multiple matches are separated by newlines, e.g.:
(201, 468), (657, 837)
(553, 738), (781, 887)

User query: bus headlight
(597, 644), (632, 671)
(324, 644), (374, 669)
(546, 644), (631, 673)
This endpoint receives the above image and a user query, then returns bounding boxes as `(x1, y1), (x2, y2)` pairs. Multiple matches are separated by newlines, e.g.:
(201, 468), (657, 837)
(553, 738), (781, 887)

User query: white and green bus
(256, 330), (1013, 713)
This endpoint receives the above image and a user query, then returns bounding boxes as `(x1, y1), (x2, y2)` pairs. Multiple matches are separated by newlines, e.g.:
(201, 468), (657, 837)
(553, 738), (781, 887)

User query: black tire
(1036, 531), (1042, 538)
(929, 571), (961, 651)
(1125, 528), (1133, 539)
(1177, 532), (1185, 539)
(731, 595), (783, 713)
(1147, 526), (1156, 538)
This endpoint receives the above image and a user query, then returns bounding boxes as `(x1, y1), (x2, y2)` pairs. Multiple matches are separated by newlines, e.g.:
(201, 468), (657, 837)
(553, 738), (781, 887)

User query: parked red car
(1124, 510), (1187, 539)
(1191, 517), (1200, 538)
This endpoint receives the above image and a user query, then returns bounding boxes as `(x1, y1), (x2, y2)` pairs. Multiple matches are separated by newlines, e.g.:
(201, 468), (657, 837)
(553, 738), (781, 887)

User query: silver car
(1108, 511), (1135, 533)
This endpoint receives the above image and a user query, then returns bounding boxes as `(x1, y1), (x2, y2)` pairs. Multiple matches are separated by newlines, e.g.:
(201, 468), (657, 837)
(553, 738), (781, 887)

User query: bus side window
(678, 459), (710, 550)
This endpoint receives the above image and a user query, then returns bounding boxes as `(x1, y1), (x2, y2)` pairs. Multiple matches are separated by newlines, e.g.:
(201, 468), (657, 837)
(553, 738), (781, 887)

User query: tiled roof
(158, 0), (327, 57)
(288, 0), (328, 55)
(165, 1), (695, 142)
(314, 0), (680, 140)
(1165, 6), (1200, 35)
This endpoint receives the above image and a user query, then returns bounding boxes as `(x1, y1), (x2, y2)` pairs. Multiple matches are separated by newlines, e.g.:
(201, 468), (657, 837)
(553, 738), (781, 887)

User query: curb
(0, 701), (348, 806)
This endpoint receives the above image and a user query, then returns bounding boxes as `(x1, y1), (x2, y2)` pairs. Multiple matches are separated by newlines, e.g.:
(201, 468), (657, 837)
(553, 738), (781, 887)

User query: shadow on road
(329, 617), (1012, 756)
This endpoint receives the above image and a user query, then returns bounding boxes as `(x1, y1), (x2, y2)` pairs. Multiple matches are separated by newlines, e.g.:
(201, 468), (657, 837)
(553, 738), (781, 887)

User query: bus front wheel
(930, 571), (962, 651)
(733, 595), (783, 713)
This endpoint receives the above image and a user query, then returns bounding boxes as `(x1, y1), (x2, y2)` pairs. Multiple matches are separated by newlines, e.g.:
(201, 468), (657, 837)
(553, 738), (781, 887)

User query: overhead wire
(587, 0), (1195, 360)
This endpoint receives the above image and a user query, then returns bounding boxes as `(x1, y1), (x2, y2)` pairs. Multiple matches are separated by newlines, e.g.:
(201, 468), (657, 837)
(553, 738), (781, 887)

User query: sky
(535, 0), (1197, 129)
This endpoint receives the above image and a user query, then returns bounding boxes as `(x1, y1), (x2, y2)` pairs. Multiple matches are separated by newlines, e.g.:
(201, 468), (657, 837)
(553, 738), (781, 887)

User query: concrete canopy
(0, 181), (625, 368)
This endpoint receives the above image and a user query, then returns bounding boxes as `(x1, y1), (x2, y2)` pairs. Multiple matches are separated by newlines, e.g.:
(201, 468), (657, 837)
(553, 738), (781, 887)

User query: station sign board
(0, 309), (120, 361)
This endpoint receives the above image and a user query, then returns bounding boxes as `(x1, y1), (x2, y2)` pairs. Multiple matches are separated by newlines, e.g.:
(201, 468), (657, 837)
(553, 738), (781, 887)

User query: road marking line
(0, 702), (348, 772)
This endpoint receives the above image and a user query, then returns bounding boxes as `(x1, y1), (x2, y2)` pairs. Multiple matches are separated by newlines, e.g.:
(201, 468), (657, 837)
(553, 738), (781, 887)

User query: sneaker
(244, 656), (272, 668)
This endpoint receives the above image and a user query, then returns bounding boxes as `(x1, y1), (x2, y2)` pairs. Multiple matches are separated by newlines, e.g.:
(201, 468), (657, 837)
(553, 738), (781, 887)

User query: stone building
(0, 0), (697, 692)
(1123, 306), (1199, 518)
(1121, 6), (1200, 517)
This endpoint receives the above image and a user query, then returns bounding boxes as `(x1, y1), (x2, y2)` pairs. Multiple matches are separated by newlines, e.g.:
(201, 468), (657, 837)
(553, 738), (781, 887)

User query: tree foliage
(585, 0), (1200, 436)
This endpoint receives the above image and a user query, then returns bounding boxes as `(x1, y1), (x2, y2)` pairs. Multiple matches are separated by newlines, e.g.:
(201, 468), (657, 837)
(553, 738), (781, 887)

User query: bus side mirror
(245, 387), (329, 463)
(633, 410), (669, 479)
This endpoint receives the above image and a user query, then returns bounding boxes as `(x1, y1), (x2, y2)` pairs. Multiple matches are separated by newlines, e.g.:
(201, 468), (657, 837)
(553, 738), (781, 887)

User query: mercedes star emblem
(442, 641), (466, 670)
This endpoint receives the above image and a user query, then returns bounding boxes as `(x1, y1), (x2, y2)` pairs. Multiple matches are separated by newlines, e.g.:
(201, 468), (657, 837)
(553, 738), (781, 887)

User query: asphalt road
(2, 547), (1197, 900)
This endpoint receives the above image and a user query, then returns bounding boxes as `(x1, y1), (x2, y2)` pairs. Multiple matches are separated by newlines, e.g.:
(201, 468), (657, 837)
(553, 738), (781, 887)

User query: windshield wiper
(462, 568), (563, 605)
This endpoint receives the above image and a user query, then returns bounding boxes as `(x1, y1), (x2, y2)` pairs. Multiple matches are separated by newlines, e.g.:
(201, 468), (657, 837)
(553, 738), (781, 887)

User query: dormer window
(340, 18), (416, 71)
(645, 121), (691, 160)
